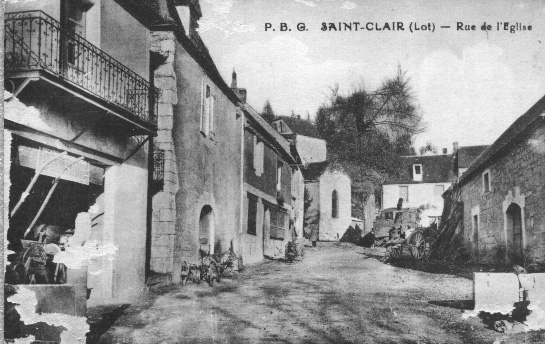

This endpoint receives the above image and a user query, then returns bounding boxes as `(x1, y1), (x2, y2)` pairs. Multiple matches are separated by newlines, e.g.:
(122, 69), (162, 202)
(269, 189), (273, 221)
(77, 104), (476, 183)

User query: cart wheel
(410, 232), (426, 260)
(193, 268), (201, 284)
(390, 245), (402, 259)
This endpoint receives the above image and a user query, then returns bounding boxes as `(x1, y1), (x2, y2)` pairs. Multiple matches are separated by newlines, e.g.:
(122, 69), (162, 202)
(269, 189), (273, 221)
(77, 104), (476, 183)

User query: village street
(93, 242), (539, 344)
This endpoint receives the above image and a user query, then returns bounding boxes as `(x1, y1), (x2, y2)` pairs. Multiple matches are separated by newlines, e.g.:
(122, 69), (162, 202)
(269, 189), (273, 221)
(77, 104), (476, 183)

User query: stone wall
(459, 123), (545, 265)
(150, 31), (179, 275)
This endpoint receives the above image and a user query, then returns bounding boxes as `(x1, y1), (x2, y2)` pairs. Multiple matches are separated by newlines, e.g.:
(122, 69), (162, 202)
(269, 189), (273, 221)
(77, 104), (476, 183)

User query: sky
(197, 0), (545, 153)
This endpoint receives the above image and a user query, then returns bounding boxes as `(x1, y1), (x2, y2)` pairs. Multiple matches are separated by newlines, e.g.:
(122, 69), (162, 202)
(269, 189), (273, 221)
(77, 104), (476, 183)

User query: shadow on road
(86, 304), (130, 344)
(428, 299), (474, 310)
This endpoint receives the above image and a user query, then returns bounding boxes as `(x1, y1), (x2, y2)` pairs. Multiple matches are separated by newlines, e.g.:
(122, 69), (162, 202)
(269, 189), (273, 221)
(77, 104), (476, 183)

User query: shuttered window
(253, 136), (264, 176)
(269, 208), (286, 240)
(247, 194), (258, 235)
(200, 82), (215, 137)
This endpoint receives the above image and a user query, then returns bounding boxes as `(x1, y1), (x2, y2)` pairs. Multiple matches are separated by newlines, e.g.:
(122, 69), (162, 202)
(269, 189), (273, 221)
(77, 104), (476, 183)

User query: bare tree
(316, 66), (423, 216)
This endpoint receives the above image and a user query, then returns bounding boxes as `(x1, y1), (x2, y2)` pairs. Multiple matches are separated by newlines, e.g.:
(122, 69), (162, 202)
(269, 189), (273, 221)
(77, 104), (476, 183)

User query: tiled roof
(456, 145), (489, 169)
(384, 154), (455, 185)
(302, 161), (329, 181)
(243, 104), (297, 165)
(459, 94), (545, 186)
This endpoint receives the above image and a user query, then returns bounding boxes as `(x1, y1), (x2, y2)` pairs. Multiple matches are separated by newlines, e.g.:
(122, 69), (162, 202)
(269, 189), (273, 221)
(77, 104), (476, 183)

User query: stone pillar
(4, 130), (12, 259)
(150, 31), (180, 281)
(103, 161), (148, 301)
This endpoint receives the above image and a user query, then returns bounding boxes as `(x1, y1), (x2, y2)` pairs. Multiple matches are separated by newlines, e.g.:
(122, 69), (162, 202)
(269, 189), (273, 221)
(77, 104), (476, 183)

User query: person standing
(309, 225), (318, 247)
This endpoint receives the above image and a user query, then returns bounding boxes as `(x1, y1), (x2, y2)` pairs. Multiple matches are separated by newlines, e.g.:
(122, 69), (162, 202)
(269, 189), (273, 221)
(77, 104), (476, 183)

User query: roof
(116, 0), (172, 28)
(243, 104), (297, 165)
(459, 94), (545, 186)
(456, 145), (489, 169)
(156, 0), (242, 106)
(273, 116), (320, 138)
(384, 154), (455, 185)
(302, 161), (329, 181)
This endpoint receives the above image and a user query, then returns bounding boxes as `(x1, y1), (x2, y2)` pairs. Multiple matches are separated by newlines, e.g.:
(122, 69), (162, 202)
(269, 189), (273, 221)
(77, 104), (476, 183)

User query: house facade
(456, 96), (545, 266)
(238, 99), (301, 265)
(4, 0), (162, 308)
(148, 0), (243, 283)
(382, 155), (454, 227)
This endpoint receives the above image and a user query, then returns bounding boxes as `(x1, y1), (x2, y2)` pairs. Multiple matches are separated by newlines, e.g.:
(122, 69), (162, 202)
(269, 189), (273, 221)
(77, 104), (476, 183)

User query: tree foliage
(419, 141), (438, 155)
(315, 67), (422, 211)
(261, 100), (276, 123)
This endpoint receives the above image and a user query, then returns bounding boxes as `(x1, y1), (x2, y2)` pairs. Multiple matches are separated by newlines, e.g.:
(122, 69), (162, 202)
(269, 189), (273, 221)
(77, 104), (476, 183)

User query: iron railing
(4, 11), (158, 126)
(153, 149), (165, 184)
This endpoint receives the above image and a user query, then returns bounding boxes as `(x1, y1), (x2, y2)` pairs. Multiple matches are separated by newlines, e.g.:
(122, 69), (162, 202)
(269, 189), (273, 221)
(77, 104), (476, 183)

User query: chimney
(443, 148), (447, 154)
(230, 68), (247, 103)
(231, 69), (237, 89)
(453, 141), (459, 154)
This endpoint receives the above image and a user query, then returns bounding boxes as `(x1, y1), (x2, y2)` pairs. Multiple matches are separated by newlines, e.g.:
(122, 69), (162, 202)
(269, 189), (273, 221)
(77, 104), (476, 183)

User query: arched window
(332, 190), (338, 218)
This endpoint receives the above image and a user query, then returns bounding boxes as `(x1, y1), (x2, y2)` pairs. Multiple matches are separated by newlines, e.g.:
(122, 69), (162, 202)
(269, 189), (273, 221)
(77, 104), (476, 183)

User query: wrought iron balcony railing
(4, 11), (158, 126)
(153, 149), (165, 184)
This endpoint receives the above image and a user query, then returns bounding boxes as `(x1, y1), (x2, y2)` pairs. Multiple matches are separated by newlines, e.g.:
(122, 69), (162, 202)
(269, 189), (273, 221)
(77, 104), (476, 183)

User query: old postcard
(2, 0), (545, 343)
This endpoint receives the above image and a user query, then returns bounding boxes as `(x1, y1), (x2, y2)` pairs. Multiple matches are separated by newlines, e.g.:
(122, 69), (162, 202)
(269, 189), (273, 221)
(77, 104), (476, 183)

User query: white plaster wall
(319, 171), (352, 241)
(383, 182), (450, 226)
(383, 183), (450, 210)
(103, 160), (149, 302)
(292, 169), (305, 239)
(296, 135), (327, 164)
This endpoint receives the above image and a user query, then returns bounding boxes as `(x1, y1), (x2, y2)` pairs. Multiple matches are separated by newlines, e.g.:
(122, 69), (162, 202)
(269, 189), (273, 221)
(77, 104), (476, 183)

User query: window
(200, 83), (215, 137)
(209, 95), (216, 137)
(253, 136), (264, 176)
(247, 194), (258, 235)
(385, 212), (394, 220)
(62, 0), (89, 65)
(399, 186), (408, 202)
(483, 170), (491, 193)
(332, 190), (339, 218)
(412, 164), (423, 182)
(276, 161), (283, 191)
(270, 208), (286, 240)
(434, 185), (444, 197)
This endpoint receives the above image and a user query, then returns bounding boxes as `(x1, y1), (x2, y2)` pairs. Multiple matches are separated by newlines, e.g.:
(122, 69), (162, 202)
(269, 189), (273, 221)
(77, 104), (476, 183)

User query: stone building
(456, 96), (545, 265)
(149, 0), (243, 282)
(237, 87), (301, 264)
(3, 0), (163, 308)
(383, 154), (455, 227)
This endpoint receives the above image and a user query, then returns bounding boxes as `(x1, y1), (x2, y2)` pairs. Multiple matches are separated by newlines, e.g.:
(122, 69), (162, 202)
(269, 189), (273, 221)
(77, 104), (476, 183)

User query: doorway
(199, 205), (214, 256)
(506, 203), (523, 264)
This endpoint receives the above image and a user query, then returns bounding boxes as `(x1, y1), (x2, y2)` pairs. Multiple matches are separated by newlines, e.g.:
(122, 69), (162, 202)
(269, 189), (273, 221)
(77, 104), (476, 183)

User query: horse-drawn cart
(388, 230), (429, 260)
(373, 206), (431, 261)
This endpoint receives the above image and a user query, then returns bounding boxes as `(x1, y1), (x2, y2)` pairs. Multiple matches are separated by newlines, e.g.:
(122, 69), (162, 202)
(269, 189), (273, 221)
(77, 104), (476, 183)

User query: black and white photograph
(2, 0), (545, 343)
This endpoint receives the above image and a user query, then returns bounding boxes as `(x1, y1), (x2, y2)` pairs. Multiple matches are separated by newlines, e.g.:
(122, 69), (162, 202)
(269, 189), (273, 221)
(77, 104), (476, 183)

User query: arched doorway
(506, 203), (523, 264)
(199, 205), (214, 257)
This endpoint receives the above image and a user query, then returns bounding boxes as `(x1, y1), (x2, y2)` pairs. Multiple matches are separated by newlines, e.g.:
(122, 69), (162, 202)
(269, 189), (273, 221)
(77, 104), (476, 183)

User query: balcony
(4, 11), (158, 134)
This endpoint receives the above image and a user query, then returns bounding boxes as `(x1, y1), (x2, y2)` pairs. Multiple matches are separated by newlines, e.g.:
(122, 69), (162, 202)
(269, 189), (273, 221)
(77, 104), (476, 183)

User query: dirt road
(96, 243), (543, 344)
